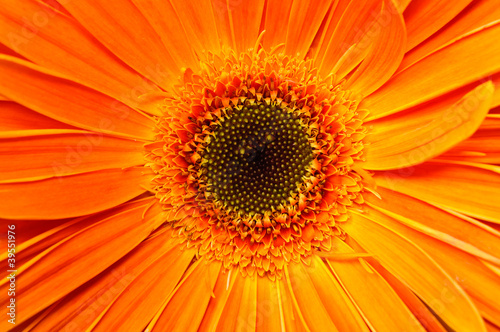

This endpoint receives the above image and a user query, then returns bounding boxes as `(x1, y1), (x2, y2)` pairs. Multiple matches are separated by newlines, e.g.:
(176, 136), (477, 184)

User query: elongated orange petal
(285, 0), (334, 59)
(364, 22), (500, 120)
(368, 260), (448, 332)
(442, 115), (500, 163)
(312, 0), (350, 63)
(404, 0), (473, 51)
(344, 212), (487, 332)
(255, 276), (283, 331)
(169, 0), (220, 55)
(200, 270), (240, 330)
(364, 82), (493, 170)
(276, 278), (309, 331)
(131, 0), (199, 72)
(0, 102), (73, 131)
(226, 0), (266, 53)
(487, 320), (500, 332)
(93, 244), (195, 331)
(262, 0), (294, 49)
(481, 114), (500, 128)
(151, 260), (221, 331)
(0, 197), (163, 328)
(0, 0), (158, 105)
(422, 248), (500, 328)
(319, 0), (383, 77)
(327, 239), (424, 331)
(0, 218), (70, 255)
(285, 263), (339, 331)
(30, 228), (175, 331)
(59, 0), (178, 89)
(400, 0), (500, 72)
(365, 187), (500, 264)
(210, 0), (232, 48)
(392, 0), (411, 12)
(215, 272), (258, 331)
(0, 56), (155, 141)
(0, 167), (152, 219)
(0, 198), (152, 267)
(477, 298), (500, 328)
(0, 131), (145, 182)
(374, 162), (500, 223)
(306, 256), (369, 331)
(361, 205), (500, 328)
(198, 268), (238, 329)
(0, 41), (25, 59)
(346, 0), (407, 96)
(366, 77), (499, 145)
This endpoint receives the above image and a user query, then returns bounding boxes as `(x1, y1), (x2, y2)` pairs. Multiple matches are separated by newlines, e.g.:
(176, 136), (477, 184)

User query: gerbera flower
(1, 0), (499, 330)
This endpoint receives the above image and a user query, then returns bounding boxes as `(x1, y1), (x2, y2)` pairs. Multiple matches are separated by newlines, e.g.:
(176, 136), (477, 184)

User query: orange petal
(400, 0), (500, 73)
(318, 0), (383, 77)
(344, 212), (487, 332)
(215, 272), (258, 331)
(285, 263), (339, 331)
(0, 41), (25, 59)
(60, 0), (178, 89)
(366, 76), (500, 144)
(442, 114), (500, 163)
(0, 131), (145, 182)
(285, 0), (334, 59)
(169, 0), (220, 55)
(327, 239), (424, 331)
(0, 0), (158, 105)
(93, 243), (195, 331)
(29, 228), (175, 331)
(131, 0), (199, 72)
(374, 162), (500, 223)
(482, 114), (500, 128)
(0, 56), (155, 140)
(487, 320), (500, 332)
(305, 256), (369, 331)
(392, 0), (411, 12)
(404, 0), (474, 51)
(0, 167), (152, 219)
(311, 0), (351, 64)
(0, 198), (153, 269)
(198, 268), (238, 329)
(262, 0), (294, 49)
(368, 260), (448, 332)
(477, 298), (500, 329)
(361, 204), (500, 328)
(37, 0), (71, 16)
(150, 260), (222, 331)
(346, 0), (407, 96)
(226, 0), (266, 53)
(256, 275), (283, 331)
(364, 22), (500, 120)
(366, 187), (500, 264)
(0, 218), (70, 255)
(363, 82), (494, 170)
(0, 197), (162, 327)
(276, 277), (309, 331)
(0, 101), (73, 131)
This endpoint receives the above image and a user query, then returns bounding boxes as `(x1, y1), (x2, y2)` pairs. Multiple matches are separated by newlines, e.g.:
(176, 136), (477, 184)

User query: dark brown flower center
(202, 103), (313, 216)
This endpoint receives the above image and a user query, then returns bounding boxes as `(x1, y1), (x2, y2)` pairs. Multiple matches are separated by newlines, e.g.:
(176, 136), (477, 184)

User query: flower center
(202, 103), (313, 217)
(145, 43), (370, 279)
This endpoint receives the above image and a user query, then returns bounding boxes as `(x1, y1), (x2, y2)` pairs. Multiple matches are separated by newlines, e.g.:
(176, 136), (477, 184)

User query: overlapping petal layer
(1, 0), (499, 331)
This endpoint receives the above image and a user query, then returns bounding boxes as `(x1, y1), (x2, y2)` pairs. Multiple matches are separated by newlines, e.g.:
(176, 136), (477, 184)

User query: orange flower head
(1, 0), (500, 331)
(146, 42), (369, 278)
